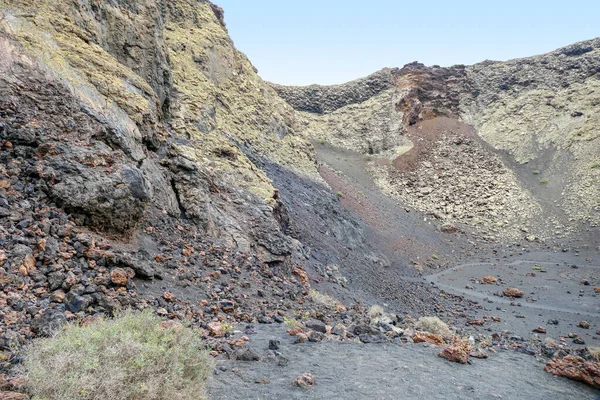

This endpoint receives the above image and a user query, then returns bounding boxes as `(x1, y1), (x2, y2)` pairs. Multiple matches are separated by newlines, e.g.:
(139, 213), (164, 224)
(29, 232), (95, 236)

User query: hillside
(272, 43), (600, 243)
(0, 1), (598, 398)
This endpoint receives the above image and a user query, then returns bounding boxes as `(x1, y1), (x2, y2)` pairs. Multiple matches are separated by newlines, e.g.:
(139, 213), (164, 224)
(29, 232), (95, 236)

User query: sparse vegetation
(415, 316), (451, 336)
(368, 305), (384, 319)
(336, 191), (343, 198)
(22, 310), (214, 400)
(431, 254), (439, 260)
(539, 178), (549, 184)
(590, 161), (600, 169)
(532, 170), (540, 175)
(310, 289), (337, 307)
(284, 317), (302, 328)
(533, 265), (542, 270)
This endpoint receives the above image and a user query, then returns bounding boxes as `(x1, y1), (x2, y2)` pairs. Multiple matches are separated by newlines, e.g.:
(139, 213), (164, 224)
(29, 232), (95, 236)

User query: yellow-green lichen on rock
(0, 0), (160, 160)
(163, 1), (319, 203)
(0, 0), (320, 208)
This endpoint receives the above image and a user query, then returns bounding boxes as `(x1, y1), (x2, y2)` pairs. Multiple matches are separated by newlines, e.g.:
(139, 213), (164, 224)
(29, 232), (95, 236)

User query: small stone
(308, 331), (324, 342)
(305, 319), (327, 333)
(207, 322), (224, 337)
(439, 338), (471, 364)
(439, 223), (458, 234)
(295, 333), (308, 343)
(163, 292), (176, 302)
(277, 357), (289, 367)
(573, 336), (586, 345)
(482, 276), (497, 284)
(110, 268), (128, 286)
(413, 331), (445, 346)
(533, 326), (547, 333)
(470, 348), (489, 359)
(50, 290), (65, 303)
(359, 333), (387, 343)
(257, 316), (273, 324)
(292, 373), (315, 389)
(233, 348), (260, 362)
(268, 340), (280, 350)
(577, 321), (590, 329)
(503, 288), (524, 298)
(156, 308), (168, 316)
(547, 319), (559, 325)
(467, 320), (485, 326)
(219, 300), (236, 313)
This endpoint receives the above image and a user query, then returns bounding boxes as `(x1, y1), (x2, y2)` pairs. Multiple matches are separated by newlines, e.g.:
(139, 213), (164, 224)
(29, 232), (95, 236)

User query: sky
(216, 1), (599, 86)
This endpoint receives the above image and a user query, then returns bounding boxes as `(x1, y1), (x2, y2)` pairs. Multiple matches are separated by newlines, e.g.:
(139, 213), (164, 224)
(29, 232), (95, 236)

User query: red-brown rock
(545, 356), (600, 388)
(438, 338), (472, 364)
(503, 288), (524, 298)
(413, 331), (445, 346)
(292, 373), (315, 389)
(110, 268), (128, 286)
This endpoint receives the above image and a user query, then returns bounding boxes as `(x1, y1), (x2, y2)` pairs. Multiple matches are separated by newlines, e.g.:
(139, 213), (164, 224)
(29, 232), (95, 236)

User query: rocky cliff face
(0, 0), (347, 353)
(0, 0), (318, 251)
(274, 40), (600, 241)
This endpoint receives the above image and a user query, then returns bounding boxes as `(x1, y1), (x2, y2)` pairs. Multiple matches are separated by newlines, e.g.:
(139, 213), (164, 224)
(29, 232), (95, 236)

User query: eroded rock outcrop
(275, 40), (600, 240)
(0, 0), (318, 252)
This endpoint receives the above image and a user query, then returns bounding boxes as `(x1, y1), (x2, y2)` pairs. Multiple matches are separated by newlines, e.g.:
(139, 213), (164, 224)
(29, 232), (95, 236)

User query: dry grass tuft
(415, 316), (451, 336)
(22, 310), (214, 400)
(589, 347), (600, 362)
(310, 289), (337, 308)
(368, 305), (384, 319)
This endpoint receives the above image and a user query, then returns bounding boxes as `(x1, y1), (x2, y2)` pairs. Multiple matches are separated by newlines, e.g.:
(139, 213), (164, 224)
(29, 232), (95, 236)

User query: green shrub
(336, 191), (343, 198)
(22, 310), (214, 400)
(532, 170), (540, 175)
(590, 161), (600, 169)
(539, 178), (549, 184)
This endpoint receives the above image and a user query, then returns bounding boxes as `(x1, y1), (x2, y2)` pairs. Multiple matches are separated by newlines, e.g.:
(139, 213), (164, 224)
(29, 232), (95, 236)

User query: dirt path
(206, 324), (599, 399)
(427, 260), (600, 347)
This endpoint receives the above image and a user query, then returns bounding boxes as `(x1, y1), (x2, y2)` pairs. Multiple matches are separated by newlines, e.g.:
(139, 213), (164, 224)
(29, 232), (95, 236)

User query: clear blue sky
(216, 0), (599, 85)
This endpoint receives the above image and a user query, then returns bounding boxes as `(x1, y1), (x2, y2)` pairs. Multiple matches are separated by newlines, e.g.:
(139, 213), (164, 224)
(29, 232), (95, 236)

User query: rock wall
(461, 38), (600, 228)
(0, 0), (349, 353)
(275, 40), (600, 238)
(0, 0), (321, 256)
